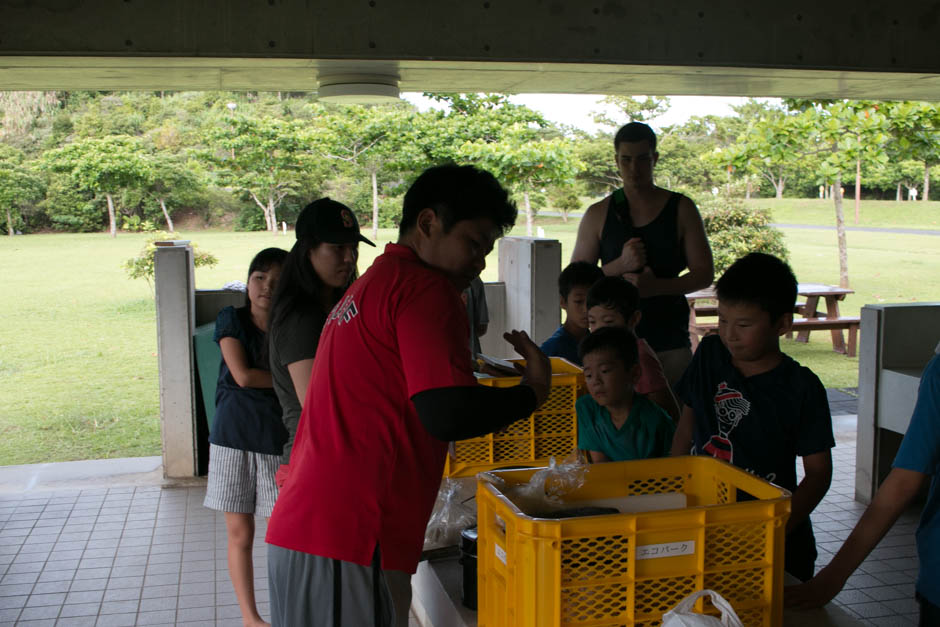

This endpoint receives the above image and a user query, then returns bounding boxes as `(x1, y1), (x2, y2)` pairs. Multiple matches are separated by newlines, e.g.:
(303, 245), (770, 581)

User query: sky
(402, 93), (767, 133)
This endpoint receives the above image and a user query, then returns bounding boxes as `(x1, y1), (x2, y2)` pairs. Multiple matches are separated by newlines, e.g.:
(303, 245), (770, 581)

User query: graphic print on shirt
(329, 294), (359, 326)
(704, 382), (752, 462)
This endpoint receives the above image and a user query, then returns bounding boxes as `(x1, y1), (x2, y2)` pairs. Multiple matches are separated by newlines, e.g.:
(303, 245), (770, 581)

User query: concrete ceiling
(1, 1), (939, 100)
(2, 56), (939, 101)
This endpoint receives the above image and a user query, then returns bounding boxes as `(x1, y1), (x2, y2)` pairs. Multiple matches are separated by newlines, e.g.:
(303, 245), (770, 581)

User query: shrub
(124, 232), (219, 290)
(40, 174), (102, 232)
(547, 185), (581, 222)
(699, 195), (789, 276)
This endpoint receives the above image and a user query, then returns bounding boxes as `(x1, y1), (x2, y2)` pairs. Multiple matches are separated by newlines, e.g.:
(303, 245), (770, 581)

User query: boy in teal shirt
(577, 326), (675, 462)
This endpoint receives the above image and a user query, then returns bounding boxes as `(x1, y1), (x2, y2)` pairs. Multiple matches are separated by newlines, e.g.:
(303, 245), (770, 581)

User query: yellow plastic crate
(443, 357), (584, 478)
(477, 456), (791, 627)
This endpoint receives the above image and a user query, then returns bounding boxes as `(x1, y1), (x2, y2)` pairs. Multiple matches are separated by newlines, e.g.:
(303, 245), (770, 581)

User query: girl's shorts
(203, 444), (280, 517)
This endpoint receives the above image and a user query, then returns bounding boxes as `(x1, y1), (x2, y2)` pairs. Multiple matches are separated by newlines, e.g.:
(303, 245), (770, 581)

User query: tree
(785, 100), (889, 287)
(592, 96), (671, 127)
(0, 91), (61, 152)
(656, 121), (727, 196)
(408, 94), (566, 234)
(884, 101), (940, 201)
(119, 151), (206, 232)
(150, 154), (204, 232)
(572, 132), (620, 195)
(546, 184), (582, 223)
(458, 125), (583, 235)
(414, 93), (548, 165)
(314, 104), (417, 238)
(42, 135), (151, 237)
(206, 115), (320, 233)
(0, 146), (45, 235)
(864, 159), (923, 201)
(724, 108), (806, 199)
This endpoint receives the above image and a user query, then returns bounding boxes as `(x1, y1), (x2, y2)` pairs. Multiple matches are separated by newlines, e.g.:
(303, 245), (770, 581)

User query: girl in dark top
(203, 246), (287, 627)
(268, 198), (374, 483)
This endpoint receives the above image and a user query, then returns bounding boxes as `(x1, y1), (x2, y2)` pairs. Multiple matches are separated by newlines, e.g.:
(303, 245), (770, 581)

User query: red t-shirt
(265, 243), (477, 573)
(635, 337), (669, 396)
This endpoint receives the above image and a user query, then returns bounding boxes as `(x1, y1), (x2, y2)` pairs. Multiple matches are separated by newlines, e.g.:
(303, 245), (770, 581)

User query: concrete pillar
(154, 242), (197, 478)
(497, 237), (561, 347)
(855, 306), (880, 504)
(855, 303), (940, 503)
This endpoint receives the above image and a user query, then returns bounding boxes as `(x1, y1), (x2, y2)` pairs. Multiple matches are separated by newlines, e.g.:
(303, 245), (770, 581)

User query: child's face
(309, 242), (359, 289)
(587, 305), (628, 332)
(247, 264), (282, 313)
(582, 347), (638, 408)
(717, 301), (788, 362)
(562, 286), (590, 330)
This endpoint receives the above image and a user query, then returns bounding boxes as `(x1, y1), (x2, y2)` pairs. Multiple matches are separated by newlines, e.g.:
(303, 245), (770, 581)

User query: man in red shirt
(265, 164), (551, 626)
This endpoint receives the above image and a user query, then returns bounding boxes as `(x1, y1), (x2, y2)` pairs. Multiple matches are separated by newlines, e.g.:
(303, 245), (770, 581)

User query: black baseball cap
(294, 198), (376, 247)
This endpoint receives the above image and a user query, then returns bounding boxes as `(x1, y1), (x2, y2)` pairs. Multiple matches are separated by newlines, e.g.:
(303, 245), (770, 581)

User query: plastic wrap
(480, 455), (588, 517)
(423, 478), (477, 551)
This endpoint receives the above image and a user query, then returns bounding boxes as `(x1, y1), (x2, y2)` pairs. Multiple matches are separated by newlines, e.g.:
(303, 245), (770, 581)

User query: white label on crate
(495, 543), (507, 565)
(636, 540), (695, 560)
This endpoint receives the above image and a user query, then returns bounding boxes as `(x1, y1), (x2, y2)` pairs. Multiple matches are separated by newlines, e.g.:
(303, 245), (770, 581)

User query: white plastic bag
(661, 590), (744, 627)
(423, 478), (476, 551)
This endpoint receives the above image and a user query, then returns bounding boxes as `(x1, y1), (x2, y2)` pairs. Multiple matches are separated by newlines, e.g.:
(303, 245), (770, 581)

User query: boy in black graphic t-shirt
(670, 253), (834, 581)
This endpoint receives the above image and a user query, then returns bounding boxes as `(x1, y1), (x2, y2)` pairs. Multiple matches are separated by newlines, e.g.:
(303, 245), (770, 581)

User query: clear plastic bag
(480, 455), (588, 517)
(661, 590), (744, 627)
(423, 478), (476, 551)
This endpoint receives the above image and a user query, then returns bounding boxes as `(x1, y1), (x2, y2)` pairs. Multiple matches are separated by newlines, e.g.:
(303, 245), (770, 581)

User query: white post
(154, 241), (198, 478)
(498, 237), (561, 347)
(479, 282), (509, 359)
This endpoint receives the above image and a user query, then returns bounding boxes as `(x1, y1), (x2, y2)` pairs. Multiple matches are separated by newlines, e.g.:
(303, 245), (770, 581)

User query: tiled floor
(808, 415), (922, 625)
(0, 393), (925, 626)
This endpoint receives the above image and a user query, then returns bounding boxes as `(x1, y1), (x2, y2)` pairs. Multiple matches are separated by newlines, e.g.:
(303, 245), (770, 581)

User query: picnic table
(687, 283), (858, 356)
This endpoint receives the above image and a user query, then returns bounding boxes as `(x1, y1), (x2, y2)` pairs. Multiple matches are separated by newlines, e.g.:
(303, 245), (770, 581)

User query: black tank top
(598, 188), (691, 351)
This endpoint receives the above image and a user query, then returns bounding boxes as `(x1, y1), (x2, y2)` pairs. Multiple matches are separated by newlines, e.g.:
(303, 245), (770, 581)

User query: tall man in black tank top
(572, 122), (713, 386)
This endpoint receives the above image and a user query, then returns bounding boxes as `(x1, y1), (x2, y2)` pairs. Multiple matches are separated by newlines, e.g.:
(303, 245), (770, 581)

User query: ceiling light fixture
(317, 73), (401, 104)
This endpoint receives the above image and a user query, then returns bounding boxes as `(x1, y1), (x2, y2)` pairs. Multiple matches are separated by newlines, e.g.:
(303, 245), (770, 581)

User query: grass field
(743, 198), (940, 230)
(1, 207), (937, 465)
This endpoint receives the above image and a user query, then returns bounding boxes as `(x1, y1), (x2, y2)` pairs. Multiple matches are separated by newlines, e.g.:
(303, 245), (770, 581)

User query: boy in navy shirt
(540, 261), (604, 365)
(670, 253), (834, 581)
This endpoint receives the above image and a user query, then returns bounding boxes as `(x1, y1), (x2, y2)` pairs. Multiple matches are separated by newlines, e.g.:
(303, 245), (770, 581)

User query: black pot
(459, 526), (478, 610)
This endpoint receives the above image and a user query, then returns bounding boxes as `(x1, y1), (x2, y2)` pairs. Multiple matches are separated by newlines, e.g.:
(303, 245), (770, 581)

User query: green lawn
(744, 198), (940, 230)
(1, 211), (937, 465)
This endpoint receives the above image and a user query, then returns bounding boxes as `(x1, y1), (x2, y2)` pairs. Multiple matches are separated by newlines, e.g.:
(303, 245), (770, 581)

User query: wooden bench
(693, 302), (806, 318)
(791, 317), (860, 357)
(690, 316), (860, 357)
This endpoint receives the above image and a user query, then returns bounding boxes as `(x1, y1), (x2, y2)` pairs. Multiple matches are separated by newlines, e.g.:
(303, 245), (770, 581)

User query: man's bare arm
(786, 467), (928, 608)
(570, 200), (605, 265)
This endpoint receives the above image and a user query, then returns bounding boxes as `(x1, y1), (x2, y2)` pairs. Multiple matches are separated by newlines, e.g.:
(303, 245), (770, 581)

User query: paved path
(534, 212), (940, 236)
(770, 223), (940, 236)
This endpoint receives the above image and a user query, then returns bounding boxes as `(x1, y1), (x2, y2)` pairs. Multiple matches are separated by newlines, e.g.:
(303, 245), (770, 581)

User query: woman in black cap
(268, 198), (375, 482)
